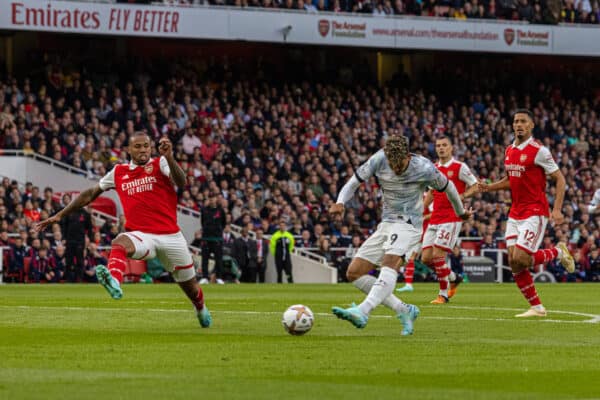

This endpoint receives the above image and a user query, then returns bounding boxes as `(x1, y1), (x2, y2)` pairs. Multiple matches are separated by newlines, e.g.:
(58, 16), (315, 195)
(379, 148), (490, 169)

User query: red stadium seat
(91, 197), (117, 218)
(124, 260), (147, 283)
(461, 241), (481, 257)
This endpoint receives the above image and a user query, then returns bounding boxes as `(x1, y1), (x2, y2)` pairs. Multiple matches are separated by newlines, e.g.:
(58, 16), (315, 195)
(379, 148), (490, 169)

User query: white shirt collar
(438, 158), (455, 168)
(513, 136), (533, 150)
(129, 159), (152, 170)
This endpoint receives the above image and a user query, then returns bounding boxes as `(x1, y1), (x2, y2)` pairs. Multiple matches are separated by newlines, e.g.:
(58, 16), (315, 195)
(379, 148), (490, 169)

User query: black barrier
(463, 256), (496, 283)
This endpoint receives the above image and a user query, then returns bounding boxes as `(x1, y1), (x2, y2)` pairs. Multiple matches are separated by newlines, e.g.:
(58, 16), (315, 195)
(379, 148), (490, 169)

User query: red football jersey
(504, 137), (559, 220)
(430, 159), (477, 224)
(100, 157), (179, 234)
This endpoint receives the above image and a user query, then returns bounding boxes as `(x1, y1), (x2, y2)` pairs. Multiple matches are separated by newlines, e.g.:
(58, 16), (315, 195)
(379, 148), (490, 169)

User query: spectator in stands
(7, 236), (26, 282)
(270, 220), (295, 283)
(317, 237), (334, 265)
(232, 226), (258, 282)
(181, 127), (202, 156)
(589, 246), (600, 281)
(30, 246), (52, 282)
(60, 194), (93, 282)
(83, 243), (105, 283)
(200, 194), (226, 284)
(297, 229), (314, 248)
(43, 247), (62, 283)
(480, 233), (498, 261)
(54, 245), (68, 281)
(0, 230), (9, 247)
(255, 228), (269, 283)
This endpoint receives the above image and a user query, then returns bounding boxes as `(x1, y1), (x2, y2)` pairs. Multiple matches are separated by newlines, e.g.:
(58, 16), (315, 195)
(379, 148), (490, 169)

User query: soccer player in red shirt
(409, 136), (479, 303)
(35, 132), (212, 328)
(479, 109), (574, 317)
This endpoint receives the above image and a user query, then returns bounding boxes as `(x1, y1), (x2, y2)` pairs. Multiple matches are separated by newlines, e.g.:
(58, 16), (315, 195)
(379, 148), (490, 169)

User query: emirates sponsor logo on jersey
(506, 163), (526, 177)
(121, 176), (158, 195)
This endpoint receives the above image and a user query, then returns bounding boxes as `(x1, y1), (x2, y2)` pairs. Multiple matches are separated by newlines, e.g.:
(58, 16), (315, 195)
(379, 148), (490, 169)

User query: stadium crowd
(0, 54), (599, 283)
(114, 0), (600, 25)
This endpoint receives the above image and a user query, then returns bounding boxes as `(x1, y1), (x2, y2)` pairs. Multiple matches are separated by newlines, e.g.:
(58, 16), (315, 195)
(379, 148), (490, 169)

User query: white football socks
(353, 275), (410, 315)
(356, 267), (404, 315)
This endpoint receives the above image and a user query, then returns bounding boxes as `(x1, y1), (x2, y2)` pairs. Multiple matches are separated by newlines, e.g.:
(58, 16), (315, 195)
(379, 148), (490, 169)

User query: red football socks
(192, 287), (205, 311)
(532, 247), (559, 265)
(433, 257), (450, 290)
(513, 269), (541, 306)
(107, 244), (128, 283)
(404, 259), (415, 284)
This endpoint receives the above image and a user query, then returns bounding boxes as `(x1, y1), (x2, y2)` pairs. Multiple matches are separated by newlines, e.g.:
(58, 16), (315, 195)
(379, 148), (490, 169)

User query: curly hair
(384, 135), (409, 168)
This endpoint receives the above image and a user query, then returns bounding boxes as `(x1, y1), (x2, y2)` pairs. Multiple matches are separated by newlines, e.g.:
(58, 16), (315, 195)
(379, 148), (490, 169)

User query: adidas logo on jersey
(122, 174), (130, 180)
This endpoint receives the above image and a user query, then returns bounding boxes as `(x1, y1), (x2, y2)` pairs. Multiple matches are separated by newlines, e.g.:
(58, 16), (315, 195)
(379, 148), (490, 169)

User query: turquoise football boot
(332, 302), (368, 329)
(95, 265), (123, 300)
(197, 305), (212, 328)
(398, 304), (420, 336)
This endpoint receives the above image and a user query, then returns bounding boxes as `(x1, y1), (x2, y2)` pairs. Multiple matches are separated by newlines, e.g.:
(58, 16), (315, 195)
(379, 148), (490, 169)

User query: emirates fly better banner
(1, 0), (600, 56)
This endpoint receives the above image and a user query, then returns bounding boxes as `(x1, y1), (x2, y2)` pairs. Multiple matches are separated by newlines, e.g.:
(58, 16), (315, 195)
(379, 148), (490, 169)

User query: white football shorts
(124, 230), (195, 282)
(355, 221), (421, 266)
(505, 216), (548, 254)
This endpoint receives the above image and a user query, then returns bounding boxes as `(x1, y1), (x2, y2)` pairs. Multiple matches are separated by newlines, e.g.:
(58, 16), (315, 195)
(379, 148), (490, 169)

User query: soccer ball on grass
(281, 304), (314, 335)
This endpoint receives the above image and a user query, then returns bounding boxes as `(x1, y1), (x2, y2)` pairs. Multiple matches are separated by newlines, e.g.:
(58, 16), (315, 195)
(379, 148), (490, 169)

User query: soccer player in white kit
(35, 132), (212, 328)
(329, 136), (470, 335)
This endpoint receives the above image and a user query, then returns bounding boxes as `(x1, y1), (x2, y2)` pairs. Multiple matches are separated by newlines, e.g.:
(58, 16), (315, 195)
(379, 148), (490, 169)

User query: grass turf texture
(1, 283), (599, 400)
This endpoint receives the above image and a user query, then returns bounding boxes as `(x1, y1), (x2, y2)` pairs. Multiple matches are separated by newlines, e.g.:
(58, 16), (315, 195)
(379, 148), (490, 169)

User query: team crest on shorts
(520, 155), (527, 163)
(144, 164), (154, 174)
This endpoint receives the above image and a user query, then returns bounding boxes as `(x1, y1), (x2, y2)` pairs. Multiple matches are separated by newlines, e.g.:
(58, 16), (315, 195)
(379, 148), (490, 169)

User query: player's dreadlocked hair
(384, 135), (409, 168)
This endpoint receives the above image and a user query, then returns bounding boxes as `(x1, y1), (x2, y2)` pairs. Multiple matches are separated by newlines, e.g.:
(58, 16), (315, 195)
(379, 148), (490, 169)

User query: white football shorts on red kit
(124, 230), (195, 282)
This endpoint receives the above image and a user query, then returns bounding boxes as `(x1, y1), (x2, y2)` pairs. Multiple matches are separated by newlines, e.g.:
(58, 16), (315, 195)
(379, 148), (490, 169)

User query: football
(282, 304), (314, 335)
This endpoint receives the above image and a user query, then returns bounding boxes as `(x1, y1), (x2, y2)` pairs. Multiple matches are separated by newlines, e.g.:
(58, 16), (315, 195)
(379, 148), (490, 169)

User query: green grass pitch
(1, 283), (599, 400)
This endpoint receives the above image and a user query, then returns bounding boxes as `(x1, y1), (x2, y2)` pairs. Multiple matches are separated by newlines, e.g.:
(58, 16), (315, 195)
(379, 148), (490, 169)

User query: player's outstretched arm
(331, 175), (361, 217)
(461, 182), (480, 199)
(34, 185), (104, 232)
(478, 176), (510, 192)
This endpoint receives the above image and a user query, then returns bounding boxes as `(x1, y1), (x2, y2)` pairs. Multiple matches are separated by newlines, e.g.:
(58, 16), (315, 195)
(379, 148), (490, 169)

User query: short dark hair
(129, 131), (150, 141)
(436, 135), (453, 145)
(512, 109), (534, 121)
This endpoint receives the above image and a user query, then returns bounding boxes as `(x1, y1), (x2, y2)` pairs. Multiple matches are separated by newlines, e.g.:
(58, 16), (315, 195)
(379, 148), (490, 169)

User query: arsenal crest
(144, 164), (154, 174)
(447, 171), (454, 178)
(504, 28), (515, 46)
(520, 154), (527, 163)
(318, 19), (330, 37)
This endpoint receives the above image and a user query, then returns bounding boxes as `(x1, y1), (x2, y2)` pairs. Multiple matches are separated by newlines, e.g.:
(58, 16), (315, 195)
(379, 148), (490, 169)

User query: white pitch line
(431, 305), (600, 323)
(0, 305), (598, 324)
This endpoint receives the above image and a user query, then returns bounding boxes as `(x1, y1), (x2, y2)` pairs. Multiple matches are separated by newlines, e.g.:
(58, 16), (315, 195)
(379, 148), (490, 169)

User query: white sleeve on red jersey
(159, 156), (171, 177)
(98, 166), (116, 190)
(534, 146), (559, 175)
(458, 162), (478, 186)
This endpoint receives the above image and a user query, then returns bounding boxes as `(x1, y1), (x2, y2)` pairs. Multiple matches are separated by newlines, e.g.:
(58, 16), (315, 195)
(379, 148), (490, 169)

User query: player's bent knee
(346, 268), (361, 282)
(112, 234), (136, 254)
